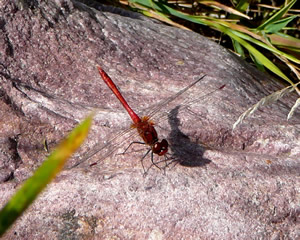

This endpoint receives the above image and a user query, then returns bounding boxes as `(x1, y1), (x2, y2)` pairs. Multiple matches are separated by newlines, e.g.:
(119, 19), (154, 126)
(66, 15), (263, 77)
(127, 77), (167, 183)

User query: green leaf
(269, 32), (300, 49)
(130, 0), (205, 25)
(264, 15), (298, 34)
(225, 25), (300, 64)
(220, 26), (293, 84)
(249, 52), (265, 71)
(129, 0), (296, 83)
(235, 0), (250, 13)
(0, 114), (93, 237)
(232, 39), (245, 58)
(256, 0), (297, 31)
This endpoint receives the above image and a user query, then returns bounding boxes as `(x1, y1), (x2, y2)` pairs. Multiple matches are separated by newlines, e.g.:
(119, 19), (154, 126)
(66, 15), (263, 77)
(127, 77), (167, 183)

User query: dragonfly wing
(148, 82), (225, 126)
(68, 126), (138, 169)
(146, 75), (206, 118)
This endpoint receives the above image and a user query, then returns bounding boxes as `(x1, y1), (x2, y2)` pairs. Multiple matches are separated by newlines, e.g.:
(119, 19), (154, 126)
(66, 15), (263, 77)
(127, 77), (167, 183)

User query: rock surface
(0, 0), (299, 239)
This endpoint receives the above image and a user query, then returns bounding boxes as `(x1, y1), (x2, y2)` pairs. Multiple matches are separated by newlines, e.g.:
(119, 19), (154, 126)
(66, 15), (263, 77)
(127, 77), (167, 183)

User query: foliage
(125, 0), (299, 83)
(112, 0), (300, 125)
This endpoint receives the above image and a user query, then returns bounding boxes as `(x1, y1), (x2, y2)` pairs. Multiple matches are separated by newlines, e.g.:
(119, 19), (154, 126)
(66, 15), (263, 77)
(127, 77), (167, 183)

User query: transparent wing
(149, 83), (226, 128)
(146, 75), (206, 118)
(68, 125), (138, 169)
(69, 75), (224, 170)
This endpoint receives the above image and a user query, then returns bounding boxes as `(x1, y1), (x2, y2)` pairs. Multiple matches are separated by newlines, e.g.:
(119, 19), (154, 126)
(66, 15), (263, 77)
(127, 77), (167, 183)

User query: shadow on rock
(167, 106), (211, 167)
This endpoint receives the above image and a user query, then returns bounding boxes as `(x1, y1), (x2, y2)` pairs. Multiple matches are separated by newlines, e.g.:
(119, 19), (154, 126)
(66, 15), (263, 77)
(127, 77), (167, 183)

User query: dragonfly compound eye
(153, 139), (168, 156)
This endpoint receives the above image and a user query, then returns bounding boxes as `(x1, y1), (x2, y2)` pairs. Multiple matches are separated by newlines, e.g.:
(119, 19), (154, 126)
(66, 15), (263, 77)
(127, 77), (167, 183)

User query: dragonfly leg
(143, 150), (164, 176)
(119, 141), (145, 155)
(151, 153), (177, 174)
(151, 151), (162, 170)
(140, 148), (152, 175)
(164, 154), (178, 171)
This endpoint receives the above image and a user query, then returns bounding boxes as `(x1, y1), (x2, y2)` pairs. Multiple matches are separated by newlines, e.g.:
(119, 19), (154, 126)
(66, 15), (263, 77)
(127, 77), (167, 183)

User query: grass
(0, 114), (93, 237)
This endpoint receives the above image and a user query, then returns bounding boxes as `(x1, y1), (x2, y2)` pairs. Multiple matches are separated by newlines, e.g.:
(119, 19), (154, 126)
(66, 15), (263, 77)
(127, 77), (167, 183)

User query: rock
(0, 0), (299, 239)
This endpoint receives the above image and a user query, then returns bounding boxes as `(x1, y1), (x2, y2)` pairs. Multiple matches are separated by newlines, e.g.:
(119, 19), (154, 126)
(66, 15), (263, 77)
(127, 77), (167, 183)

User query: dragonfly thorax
(133, 116), (158, 144)
(131, 116), (168, 156)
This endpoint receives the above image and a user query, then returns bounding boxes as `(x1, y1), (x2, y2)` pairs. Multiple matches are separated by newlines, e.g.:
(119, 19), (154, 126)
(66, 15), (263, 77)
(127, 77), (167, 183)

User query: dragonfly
(70, 66), (224, 172)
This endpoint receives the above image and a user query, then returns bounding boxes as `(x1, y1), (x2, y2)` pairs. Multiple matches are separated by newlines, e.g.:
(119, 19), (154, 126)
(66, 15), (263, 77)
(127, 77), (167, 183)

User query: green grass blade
(249, 52), (265, 71)
(130, 0), (205, 24)
(270, 32), (300, 49)
(264, 15), (298, 34)
(218, 22), (300, 64)
(129, 0), (296, 83)
(0, 114), (93, 237)
(256, 0), (297, 31)
(232, 39), (245, 58)
(220, 26), (293, 84)
(131, 1), (298, 62)
(235, 0), (250, 12)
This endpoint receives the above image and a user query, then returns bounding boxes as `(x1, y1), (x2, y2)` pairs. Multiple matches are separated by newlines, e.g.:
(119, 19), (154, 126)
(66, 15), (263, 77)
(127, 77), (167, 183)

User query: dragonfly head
(152, 139), (168, 156)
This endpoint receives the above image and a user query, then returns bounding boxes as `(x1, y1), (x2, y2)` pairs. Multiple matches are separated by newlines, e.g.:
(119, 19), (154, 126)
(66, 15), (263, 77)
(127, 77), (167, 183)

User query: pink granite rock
(0, 0), (299, 239)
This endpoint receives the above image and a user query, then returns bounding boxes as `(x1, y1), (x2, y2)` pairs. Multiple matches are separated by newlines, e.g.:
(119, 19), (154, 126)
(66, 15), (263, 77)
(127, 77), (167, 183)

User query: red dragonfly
(70, 66), (224, 172)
